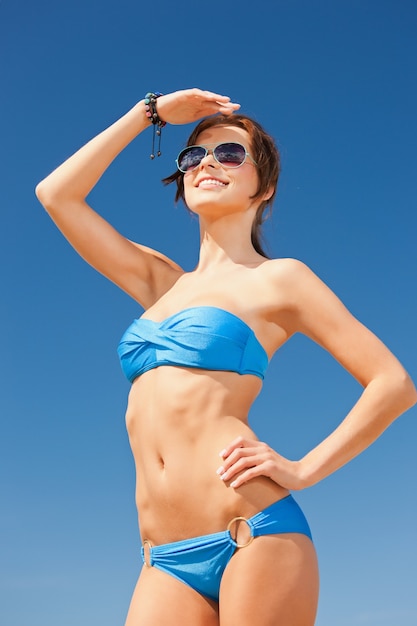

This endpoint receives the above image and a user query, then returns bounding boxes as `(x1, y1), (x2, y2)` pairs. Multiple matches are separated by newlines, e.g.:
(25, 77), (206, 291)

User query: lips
(196, 177), (228, 188)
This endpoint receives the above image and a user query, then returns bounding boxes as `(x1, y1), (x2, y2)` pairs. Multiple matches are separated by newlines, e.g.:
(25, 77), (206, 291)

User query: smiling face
(183, 126), (261, 220)
(162, 113), (281, 256)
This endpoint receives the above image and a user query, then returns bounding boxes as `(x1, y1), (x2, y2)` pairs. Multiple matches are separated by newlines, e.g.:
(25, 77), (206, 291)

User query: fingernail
(216, 466), (224, 476)
(230, 481), (237, 488)
(219, 449), (226, 458)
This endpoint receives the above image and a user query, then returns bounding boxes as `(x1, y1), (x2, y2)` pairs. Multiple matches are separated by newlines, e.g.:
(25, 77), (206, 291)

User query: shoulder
(259, 257), (311, 275)
(261, 258), (357, 343)
(257, 257), (344, 325)
(258, 257), (320, 295)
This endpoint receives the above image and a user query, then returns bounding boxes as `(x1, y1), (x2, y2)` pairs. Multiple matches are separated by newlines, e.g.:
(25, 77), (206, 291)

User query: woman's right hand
(155, 88), (240, 126)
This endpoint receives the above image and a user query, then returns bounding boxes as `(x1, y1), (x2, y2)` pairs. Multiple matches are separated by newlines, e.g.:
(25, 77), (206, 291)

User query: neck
(195, 211), (263, 271)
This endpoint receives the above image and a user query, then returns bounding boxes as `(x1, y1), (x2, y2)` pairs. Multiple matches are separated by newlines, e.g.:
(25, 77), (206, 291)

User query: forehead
(195, 125), (251, 147)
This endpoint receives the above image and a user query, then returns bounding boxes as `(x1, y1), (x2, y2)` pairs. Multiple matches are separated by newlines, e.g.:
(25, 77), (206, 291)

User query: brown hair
(162, 114), (281, 258)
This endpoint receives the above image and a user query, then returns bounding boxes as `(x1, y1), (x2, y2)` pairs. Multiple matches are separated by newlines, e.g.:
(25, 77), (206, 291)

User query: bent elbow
(393, 370), (417, 414)
(35, 179), (61, 214)
(35, 179), (50, 207)
(404, 375), (417, 409)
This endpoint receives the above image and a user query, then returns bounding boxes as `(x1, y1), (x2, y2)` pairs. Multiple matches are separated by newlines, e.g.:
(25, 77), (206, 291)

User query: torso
(124, 260), (293, 544)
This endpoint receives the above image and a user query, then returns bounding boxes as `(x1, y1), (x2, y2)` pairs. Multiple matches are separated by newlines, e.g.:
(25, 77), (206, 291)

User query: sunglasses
(176, 142), (257, 173)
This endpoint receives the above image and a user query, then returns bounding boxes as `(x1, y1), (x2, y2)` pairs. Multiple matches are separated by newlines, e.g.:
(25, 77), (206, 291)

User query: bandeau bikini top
(117, 306), (269, 383)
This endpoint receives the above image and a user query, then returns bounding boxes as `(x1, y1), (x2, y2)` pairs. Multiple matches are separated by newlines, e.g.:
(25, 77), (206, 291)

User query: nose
(198, 149), (218, 169)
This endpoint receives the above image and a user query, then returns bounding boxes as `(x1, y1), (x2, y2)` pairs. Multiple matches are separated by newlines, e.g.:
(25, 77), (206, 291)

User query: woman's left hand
(217, 436), (305, 491)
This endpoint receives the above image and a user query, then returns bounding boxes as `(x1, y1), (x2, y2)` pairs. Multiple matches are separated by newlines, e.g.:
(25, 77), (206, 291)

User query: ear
(262, 185), (275, 203)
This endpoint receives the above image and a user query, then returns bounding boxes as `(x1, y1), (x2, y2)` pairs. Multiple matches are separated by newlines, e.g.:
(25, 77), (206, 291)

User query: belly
(124, 366), (289, 544)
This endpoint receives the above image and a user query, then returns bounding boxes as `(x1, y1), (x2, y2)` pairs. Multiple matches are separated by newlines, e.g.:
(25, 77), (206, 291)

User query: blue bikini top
(117, 306), (269, 383)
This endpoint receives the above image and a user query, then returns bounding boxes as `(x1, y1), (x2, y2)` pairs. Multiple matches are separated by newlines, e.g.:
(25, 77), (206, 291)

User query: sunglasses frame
(175, 142), (257, 173)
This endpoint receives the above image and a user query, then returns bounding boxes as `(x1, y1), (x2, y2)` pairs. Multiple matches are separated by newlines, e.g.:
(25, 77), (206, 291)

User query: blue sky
(1, 1), (417, 624)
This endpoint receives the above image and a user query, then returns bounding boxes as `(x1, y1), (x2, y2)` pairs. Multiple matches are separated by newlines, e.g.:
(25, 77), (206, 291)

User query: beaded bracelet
(144, 92), (166, 159)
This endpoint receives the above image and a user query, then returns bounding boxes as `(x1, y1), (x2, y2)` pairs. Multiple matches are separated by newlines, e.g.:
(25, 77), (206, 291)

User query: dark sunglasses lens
(214, 143), (246, 167)
(178, 146), (206, 172)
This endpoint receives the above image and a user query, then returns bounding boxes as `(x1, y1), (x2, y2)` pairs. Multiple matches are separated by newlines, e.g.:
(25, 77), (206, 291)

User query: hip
(136, 460), (290, 545)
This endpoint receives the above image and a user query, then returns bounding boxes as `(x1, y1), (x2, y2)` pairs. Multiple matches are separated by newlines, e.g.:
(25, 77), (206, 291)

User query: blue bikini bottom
(140, 494), (312, 601)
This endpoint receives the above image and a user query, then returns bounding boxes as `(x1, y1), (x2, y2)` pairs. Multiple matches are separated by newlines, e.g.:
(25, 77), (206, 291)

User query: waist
(138, 476), (290, 546)
(125, 367), (287, 542)
(130, 417), (288, 544)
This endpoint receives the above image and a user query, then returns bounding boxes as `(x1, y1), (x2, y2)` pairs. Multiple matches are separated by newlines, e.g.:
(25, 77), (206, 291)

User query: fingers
(218, 101), (241, 115)
(200, 90), (230, 102)
(217, 450), (268, 488)
(188, 88), (234, 103)
(185, 88), (240, 116)
(228, 465), (271, 489)
(202, 90), (241, 114)
(217, 437), (273, 488)
(155, 89), (240, 125)
(217, 447), (257, 478)
(217, 437), (303, 491)
(200, 91), (241, 113)
(219, 435), (255, 460)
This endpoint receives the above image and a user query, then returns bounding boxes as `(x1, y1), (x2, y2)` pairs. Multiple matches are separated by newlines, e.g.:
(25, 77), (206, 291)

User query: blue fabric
(140, 495), (312, 601)
(118, 306), (269, 382)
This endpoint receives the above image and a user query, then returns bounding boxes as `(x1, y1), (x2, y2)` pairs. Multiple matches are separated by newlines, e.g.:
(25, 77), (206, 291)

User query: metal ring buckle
(142, 539), (153, 567)
(227, 516), (254, 548)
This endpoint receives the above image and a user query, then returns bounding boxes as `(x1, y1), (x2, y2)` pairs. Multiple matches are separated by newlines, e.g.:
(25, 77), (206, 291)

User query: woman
(36, 88), (417, 626)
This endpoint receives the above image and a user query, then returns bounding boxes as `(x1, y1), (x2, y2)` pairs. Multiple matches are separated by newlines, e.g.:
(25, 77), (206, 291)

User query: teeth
(198, 179), (227, 187)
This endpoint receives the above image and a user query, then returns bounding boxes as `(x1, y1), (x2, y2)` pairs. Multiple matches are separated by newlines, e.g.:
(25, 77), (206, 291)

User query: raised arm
(217, 259), (417, 490)
(35, 89), (240, 306)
